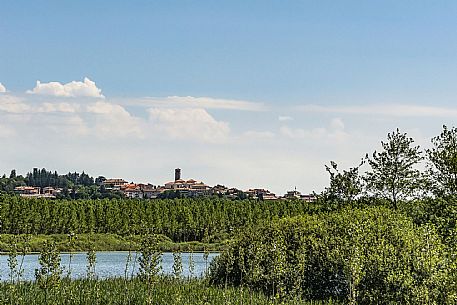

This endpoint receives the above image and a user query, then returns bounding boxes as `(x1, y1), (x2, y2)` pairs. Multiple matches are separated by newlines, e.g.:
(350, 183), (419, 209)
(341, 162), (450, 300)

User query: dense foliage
(0, 196), (330, 242)
(210, 206), (456, 304)
(365, 129), (423, 208)
(427, 125), (457, 196)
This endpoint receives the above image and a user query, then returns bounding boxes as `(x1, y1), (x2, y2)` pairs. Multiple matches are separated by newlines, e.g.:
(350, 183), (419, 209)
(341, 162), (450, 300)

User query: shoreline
(0, 233), (224, 253)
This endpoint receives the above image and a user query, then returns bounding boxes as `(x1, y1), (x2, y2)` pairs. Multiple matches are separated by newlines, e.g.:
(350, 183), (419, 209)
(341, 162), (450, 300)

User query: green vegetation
(365, 128), (423, 209)
(206, 125), (457, 304)
(427, 125), (457, 196)
(0, 196), (328, 242)
(0, 277), (340, 305)
(1, 125), (457, 304)
(0, 233), (221, 253)
(210, 206), (455, 304)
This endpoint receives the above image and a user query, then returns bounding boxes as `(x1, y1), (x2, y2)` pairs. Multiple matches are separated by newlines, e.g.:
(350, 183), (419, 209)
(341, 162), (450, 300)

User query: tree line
(323, 125), (457, 208)
(0, 196), (324, 242)
(0, 168), (122, 199)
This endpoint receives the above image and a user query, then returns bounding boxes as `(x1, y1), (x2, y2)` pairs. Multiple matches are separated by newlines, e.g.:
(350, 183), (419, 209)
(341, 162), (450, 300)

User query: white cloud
(330, 117), (345, 130)
(37, 102), (80, 113)
(31, 113), (89, 137)
(298, 104), (457, 118)
(86, 101), (143, 138)
(0, 83), (6, 93)
(280, 118), (348, 142)
(148, 108), (230, 143)
(278, 116), (293, 122)
(117, 96), (266, 111)
(0, 95), (30, 113)
(243, 130), (275, 139)
(280, 126), (325, 139)
(27, 77), (104, 98)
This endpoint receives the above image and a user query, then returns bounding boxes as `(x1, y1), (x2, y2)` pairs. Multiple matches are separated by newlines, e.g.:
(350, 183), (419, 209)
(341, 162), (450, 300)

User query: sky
(1, 0), (457, 194)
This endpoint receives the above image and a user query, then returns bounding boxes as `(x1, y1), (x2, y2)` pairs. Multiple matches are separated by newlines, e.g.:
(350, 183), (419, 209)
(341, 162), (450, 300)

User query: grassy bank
(0, 277), (339, 305)
(0, 234), (222, 253)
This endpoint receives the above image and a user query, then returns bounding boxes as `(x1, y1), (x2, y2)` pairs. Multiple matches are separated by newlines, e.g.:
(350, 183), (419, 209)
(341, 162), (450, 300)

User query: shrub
(210, 206), (456, 304)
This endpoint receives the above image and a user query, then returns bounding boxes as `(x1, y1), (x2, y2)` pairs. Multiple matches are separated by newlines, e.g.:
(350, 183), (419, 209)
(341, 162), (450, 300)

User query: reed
(0, 277), (339, 305)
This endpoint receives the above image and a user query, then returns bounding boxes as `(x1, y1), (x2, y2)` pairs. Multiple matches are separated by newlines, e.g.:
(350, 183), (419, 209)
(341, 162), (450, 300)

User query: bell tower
(175, 168), (181, 181)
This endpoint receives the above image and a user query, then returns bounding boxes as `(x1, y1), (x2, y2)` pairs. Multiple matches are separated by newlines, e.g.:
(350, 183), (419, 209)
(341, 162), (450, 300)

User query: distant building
(42, 187), (62, 197)
(283, 189), (317, 202)
(103, 178), (128, 190)
(120, 183), (158, 199)
(14, 186), (58, 198)
(148, 186), (167, 198)
(300, 194), (317, 202)
(246, 188), (278, 200)
(121, 183), (143, 199)
(14, 186), (40, 196)
(175, 168), (181, 181)
(163, 169), (210, 197)
(140, 184), (158, 199)
(211, 184), (228, 195)
(284, 188), (301, 199)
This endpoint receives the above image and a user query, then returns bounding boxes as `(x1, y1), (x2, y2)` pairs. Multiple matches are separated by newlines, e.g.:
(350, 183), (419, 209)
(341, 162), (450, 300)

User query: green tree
(365, 129), (422, 209)
(35, 240), (62, 300)
(138, 233), (162, 281)
(323, 160), (364, 204)
(427, 125), (457, 197)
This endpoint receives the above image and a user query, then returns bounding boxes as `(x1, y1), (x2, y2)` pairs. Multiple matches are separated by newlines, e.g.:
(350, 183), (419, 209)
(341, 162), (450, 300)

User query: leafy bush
(210, 206), (456, 304)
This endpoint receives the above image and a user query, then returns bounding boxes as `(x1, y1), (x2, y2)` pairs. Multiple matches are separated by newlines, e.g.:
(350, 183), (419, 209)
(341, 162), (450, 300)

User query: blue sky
(1, 1), (457, 193)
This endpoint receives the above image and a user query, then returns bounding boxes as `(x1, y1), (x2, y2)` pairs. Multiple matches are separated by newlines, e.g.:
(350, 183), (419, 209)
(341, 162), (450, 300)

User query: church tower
(175, 168), (181, 181)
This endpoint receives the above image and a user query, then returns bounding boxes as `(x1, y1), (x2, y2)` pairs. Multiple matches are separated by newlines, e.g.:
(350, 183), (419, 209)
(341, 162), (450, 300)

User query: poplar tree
(324, 160), (364, 204)
(365, 129), (422, 209)
(427, 125), (457, 197)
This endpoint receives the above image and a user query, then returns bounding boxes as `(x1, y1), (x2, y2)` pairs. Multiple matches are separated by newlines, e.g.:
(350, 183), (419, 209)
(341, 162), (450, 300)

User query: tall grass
(0, 277), (340, 305)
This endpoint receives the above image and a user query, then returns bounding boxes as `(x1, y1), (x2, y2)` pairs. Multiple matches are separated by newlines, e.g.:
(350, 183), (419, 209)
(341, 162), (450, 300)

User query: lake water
(0, 252), (219, 282)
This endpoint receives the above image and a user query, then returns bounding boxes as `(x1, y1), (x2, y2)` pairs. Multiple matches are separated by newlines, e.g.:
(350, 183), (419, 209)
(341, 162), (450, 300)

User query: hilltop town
(4, 167), (316, 202)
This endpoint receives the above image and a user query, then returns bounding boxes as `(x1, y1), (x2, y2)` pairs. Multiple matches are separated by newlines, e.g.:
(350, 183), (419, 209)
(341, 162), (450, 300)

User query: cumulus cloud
(0, 92), (234, 142)
(278, 116), (293, 122)
(0, 83), (6, 93)
(28, 113), (89, 137)
(86, 101), (143, 138)
(148, 108), (230, 143)
(27, 77), (104, 98)
(117, 96), (266, 111)
(298, 104), (457, 118)
(37, 102), (81, 113)
(0, 95), (30, 113)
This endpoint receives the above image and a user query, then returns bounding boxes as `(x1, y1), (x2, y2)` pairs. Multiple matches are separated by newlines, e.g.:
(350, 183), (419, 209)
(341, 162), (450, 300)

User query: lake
(0, 252), (219, 282)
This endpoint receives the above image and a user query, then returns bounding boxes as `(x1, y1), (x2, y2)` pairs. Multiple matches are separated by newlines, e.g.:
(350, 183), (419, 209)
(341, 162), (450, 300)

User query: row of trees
(4, 168), (98, 189)
(0, 196), (322, 242)
(324, 125), (457, 208)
